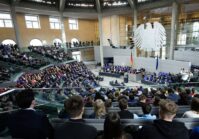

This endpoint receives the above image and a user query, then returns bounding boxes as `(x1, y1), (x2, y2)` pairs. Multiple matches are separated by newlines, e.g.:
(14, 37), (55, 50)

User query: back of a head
(94, 99), (106, 118)
(16, 89), (34, 109)
(64, 95), (84, 118)
(159, 99), (178, 118)
(105, 99), (112, 108)
(119, 98), (128, 111)
(104, 112), (122, 139)
(168, 88), (174, 94)
(139, 94), (146, 102)
(142, 104), (152, 114)
(191, 97), (199, 112)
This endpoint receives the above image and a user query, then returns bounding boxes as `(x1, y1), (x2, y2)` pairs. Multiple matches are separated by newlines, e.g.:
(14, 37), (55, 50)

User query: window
(49, 17), (60, 29)
(53, 38), (62, 44)
(69, 19), (78, 30)
(163, 36), (166, 45)
(53, 38), (62, 45)
(25, 15), (40, 29)
(0, 13), (13, 28)
(177, 34), (187, 45)
(193, 22), (199, 32)
(30, 39), (43, 46)
(161, 47), (166, 60)
(192, 22), (199, 39)
(2, 39), (16, 45)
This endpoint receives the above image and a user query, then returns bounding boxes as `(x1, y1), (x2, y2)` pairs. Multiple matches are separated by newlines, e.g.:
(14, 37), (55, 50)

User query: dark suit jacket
(118, 110), (134, 119)
(7, 109), (53, 139)
(54, 119), (97, 139)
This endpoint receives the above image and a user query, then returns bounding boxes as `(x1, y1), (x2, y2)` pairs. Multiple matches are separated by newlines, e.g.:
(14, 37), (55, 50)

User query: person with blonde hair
(89, 99), (106, 119)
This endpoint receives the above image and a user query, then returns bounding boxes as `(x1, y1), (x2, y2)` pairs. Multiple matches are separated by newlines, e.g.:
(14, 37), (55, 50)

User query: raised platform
(99, 72), (121, 78)
(128, 73), (143, 82)
(141, 79), (159, 86)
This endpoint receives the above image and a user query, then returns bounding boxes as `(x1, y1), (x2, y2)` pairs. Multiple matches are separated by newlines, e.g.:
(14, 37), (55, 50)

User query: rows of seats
(28, 45), (72, 61)
(51, 118), (199, 131)
(143, 72), (182, 84)
(0, 67), (10, 82)
(16, 61), (98, 89)
(0, 44), (49, 68)
(102, 64), (145, 76)
(36, 105), (190, 118)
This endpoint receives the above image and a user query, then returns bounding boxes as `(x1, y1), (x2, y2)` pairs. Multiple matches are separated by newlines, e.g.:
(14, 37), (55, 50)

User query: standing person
(139, 99), (189, 139)
(97, 112), (132, 139)
(7, 89), (53, 139)
(54, 95), (97, 139)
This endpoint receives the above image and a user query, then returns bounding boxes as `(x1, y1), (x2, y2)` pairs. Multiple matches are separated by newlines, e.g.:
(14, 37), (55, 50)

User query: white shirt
(182, 111), (199, 118)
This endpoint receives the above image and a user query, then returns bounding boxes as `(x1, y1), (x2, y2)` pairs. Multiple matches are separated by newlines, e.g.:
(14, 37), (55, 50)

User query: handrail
(0, 100), (60, 115)
(0, 89), (15, 97)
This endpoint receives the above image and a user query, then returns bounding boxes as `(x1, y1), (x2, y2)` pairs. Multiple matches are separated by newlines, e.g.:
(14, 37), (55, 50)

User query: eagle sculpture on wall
(134, 21), (166, 51)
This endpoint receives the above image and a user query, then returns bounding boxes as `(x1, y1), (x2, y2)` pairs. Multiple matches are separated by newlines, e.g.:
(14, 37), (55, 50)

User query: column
(10, 5), (23, 49)
(98, 14), (104, 67)
(133, 7), (137, 58)
(169, 1), (178, 60)
(60, 12), (66, 48)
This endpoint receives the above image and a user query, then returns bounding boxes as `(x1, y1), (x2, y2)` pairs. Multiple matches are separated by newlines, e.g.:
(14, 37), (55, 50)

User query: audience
(138, 104), (156, 120)
(17, 61), (98, 90)
(89, 99), (107, 119)
(0, 67), (11, 82)
(97, 112), (132, 139)
(143, 72), (182, 84)
(139, 99), (189, 139)
(54, 95), (97, 139)
(0, 44), (48, 68)
(0, 94), (14, 112)
(85, 95), (94, 107)
(167, 88), (180, 103)
(118, 98), (134, 119)
(182, 97), (199, 118)
(28, 45), (72, 61)
(101, 65), (144, 76)
(7, 89), (53, 139)
(136, 94), (147, 107)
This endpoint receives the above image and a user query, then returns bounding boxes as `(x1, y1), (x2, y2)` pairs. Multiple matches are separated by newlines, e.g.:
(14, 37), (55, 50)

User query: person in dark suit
(118, 98), (134, 119)
(54, 95), (97, 139)
(7, 89), (53, 139)
(139, 99), (189, 139)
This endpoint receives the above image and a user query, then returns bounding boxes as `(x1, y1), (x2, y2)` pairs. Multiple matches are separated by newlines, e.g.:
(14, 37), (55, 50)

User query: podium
(128, 73), (142, 82)
(124, 73), (128, 83)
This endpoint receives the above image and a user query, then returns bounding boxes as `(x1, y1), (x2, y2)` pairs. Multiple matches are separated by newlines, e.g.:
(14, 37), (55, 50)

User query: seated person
(7, 89), (53, 139)
(97, 112), (132, 139)
(54, 95), (97, 139)
(136, 94), (147, 107)
(182, 97), (199, 118)
(137, 104), (156, 120)
(139, 99), (189, 139)
(118, 98), (134, 119)
(89, 99), (107, 119)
